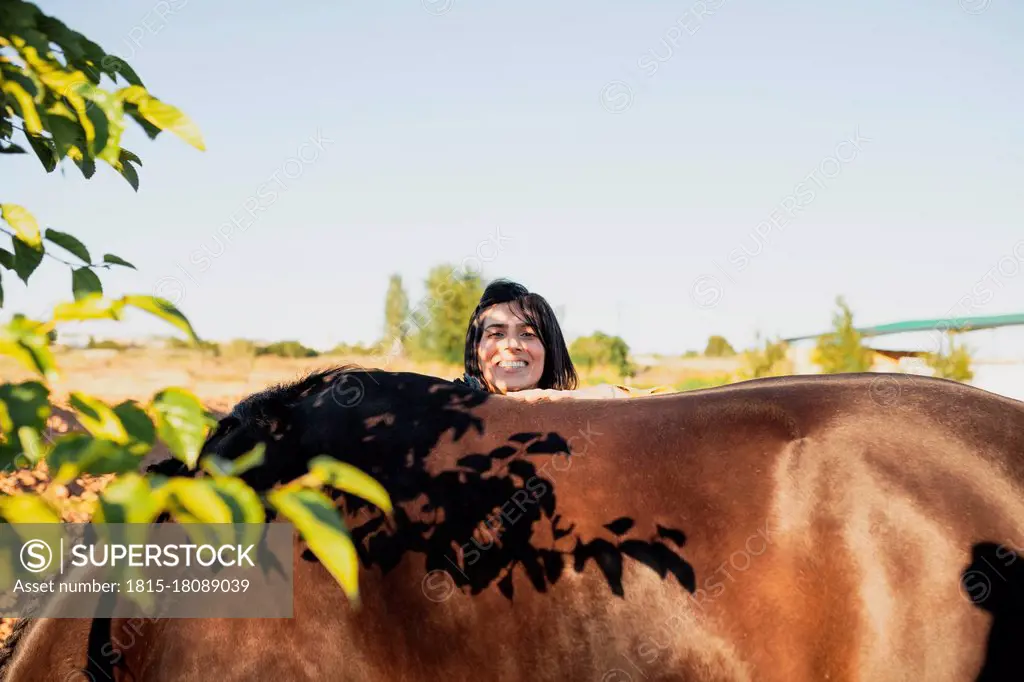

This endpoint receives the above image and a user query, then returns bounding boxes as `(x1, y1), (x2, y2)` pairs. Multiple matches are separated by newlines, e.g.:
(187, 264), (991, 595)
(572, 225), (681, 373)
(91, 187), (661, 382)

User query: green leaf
(301, 456), (393, 516)
(113, 400), (156, 451)
(12, 238), (43, 284)
(0, 248), (13, 270)
(162, 478), (237, 547)
(119, 149), (142, 167)
(98, 55), (143, 87)
(151, 388), (214, 469)
(0, 142), (26, 154)
(51, 294), (124, 323)
(163, 478), (233, 522)
(122, 295), (199, 342)
(94, 473), (165, 524)
(71, 267), (102, 301)
(16, 426), (47, 464)
(44, 229), (91, 264)
(0, 316), (58, 381)
(268, 487), (361, 602)
(201, 442), (265, 478)
(0, 381), (51, 467)
(0, 271), (4, 308)
(116, 157), (140, 191)
(24, 134), (58, 172)
(102, 253), (136, 270)
(47, 435), (140, 484)
(70, 391), (129, 444)
(0, 494), (61, 524)
(0, 204), (41, 247)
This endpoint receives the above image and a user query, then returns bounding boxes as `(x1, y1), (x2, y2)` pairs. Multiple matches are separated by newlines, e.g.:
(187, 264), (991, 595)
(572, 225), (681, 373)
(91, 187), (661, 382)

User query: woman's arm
(504, 384), (630, 402)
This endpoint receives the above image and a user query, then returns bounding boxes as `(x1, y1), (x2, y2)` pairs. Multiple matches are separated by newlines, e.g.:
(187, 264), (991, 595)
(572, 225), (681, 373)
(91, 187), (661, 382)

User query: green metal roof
(783, 313), (1024, 343)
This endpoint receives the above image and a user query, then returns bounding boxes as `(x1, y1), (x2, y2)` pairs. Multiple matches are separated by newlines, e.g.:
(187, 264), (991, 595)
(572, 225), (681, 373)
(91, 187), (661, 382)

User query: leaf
(201, 442), (265, 478)
(116, 157), (140, 191)
(113, 400), (156, 449)
(122, 295), (199, 342)
(0, 204), (41, 247)
(0, 381), (51, 467)
(300, 456), (393, 515)
(70, 391), (129, 443)
(0, 494), (61, 524)
(0, 75), (43, 136)
(0, 248), (13, 270)
(98, 55), (143, 87)
(151, 388), (215, 469)
(51, 294), (123, 323)
(47, 435), (140, 484)
(94, 473), (165, 524)
(161, 478), (240, 548)
(162, 478), (233, 524)
(0, 316), (58, 381)
(102, 253), (136, 269)
(0, 271), (4, 308)
(0, 142), (26, 154)
(71, 267), (102, 301)
(17, 426), (46, 464)
(11, 237), (43, 284)
(24, 134), (58, 172)
(119, 86), (206, 151)
(268, 487), (361, 601)
(44, 229), (90, 263)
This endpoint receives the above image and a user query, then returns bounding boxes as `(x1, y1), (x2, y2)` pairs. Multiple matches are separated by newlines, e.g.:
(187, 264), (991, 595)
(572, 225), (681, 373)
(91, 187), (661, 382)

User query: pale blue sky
(3, 0), (1023, 357)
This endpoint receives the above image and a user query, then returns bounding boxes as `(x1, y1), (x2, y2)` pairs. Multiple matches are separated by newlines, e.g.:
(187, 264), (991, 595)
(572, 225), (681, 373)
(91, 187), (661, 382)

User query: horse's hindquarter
(352, 375), (1024, 682)
(553, 375), (1024, 682)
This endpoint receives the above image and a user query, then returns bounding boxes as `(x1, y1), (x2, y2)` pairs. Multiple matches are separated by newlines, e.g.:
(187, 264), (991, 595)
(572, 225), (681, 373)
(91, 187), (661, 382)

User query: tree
(0, 2), (386, 605)
(813, 296), (874, 373)
(738, 334), (791, 380)
(703, 335), (736, 357)
(382, 274), (409, 353)
(406, 264), (483, 364)
(924, 332), (974, 382)
(569, 331), (635, 380)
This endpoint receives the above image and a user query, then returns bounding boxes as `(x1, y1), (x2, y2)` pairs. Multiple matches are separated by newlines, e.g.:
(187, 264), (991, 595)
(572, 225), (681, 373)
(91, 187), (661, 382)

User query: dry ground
(0, 347), (743, 644)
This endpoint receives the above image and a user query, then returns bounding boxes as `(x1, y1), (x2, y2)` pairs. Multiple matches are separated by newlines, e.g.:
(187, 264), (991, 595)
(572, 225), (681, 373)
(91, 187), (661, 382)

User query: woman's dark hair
(461, 278), (578, 392)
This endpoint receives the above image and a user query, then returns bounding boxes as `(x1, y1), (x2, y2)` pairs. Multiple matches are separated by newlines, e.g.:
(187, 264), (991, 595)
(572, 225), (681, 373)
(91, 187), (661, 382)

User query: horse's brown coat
(2, 371), (1023, 681)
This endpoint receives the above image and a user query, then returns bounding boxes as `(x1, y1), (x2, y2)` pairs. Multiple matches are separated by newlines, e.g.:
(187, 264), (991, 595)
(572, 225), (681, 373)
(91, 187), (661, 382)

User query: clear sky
(3, 0), (1023, 357)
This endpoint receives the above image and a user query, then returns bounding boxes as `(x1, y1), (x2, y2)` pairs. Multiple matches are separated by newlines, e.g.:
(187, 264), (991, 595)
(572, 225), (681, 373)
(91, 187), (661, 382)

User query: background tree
(924, 331), (974, 382)
(569, 331), (635, 380)
(0, 1), (386, 604)
(406, 264), (483, 364)
(813, 296), (874, 373)
(738, 334), (791, 380)
(703, 334), (736, 357)
(382, 273), (409, 354)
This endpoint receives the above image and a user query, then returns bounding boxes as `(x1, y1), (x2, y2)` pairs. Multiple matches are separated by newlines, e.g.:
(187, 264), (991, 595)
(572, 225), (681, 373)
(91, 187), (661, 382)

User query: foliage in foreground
(0, 0), (390, 606)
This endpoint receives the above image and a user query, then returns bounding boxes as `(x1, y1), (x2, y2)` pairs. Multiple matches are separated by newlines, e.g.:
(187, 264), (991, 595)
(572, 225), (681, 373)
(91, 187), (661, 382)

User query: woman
(457, 279), (672, 401)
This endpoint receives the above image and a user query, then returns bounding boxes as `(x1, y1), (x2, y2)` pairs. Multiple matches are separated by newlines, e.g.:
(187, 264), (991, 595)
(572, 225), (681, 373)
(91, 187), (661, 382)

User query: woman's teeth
(498, 361), (527, 369)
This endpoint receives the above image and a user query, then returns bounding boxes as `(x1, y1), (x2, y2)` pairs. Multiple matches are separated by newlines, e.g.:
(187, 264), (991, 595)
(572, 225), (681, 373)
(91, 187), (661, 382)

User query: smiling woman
(457, 280), (673, 401)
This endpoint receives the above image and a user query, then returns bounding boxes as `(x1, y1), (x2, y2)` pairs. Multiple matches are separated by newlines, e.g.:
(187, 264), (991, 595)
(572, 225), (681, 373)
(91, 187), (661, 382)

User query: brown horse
(2, 368), (1024, 681)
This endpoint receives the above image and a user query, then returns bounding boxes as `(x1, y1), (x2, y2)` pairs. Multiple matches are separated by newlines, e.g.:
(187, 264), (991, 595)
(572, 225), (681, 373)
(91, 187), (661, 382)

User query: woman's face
(475, 302), (546, 393)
